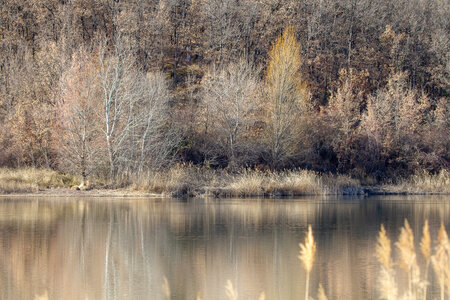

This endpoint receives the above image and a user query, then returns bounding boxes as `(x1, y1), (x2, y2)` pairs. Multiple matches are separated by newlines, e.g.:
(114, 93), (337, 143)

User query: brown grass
(224, 169), (361, 197)
(384, 169), (450, 194)
(128, 166), (362, 197)
(129, 163), (216, 197)
(3, 165), (447, 197)
(0, 168), (80, 194)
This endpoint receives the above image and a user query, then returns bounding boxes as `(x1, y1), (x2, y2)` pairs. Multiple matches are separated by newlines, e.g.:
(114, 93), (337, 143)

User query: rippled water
(0, 196), (448, 300)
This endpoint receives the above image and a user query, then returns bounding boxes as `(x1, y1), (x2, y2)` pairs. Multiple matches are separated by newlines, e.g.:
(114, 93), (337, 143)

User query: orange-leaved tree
(266, 26), (309, 169)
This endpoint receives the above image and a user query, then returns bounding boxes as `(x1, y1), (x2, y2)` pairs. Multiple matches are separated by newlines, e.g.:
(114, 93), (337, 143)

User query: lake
(0, 196), (448, 300)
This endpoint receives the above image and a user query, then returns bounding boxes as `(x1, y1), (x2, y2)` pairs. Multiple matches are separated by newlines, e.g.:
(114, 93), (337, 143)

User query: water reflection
(0, 196), (448, 300)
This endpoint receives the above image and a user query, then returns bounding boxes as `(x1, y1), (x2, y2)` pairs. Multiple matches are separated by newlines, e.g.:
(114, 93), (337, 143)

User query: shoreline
(0, 186), (448, 199)
(1, 167), (448, 198)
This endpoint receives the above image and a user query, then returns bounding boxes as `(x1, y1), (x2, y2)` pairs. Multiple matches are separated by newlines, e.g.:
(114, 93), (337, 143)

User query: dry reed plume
(225, 280), (238, 300)
(299, 225), (317, 300)
(162, 276), (171, 299)
(377, 220), (450, 300)
(376, 224), (398, 300)
(395, 220), (419, 299)
(420, 220), (431, 300)
(431, 223), (449, 300)
(34, 291), (49, 300)
(317, 284), (328, 300)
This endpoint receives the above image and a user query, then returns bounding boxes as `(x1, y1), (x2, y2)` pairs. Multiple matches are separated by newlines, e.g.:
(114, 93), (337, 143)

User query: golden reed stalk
(420, 220), (431, 300)
(299, 225), (316, 300)
(377, 220), (450, 300)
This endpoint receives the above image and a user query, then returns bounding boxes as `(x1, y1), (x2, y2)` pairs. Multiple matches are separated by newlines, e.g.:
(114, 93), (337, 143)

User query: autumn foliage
(0, 1), (448, 182)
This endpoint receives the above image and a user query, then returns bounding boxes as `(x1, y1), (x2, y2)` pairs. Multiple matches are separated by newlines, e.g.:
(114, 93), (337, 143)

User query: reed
(34, 291), (49, 300)
(396, 219), (419, 298)
(299, 225), (316, 300)
(384, 169), (450, 194)
(227, 169), (265, 197)
(420, 220), (431, 300)
(431, 223), (449, 300)
(317, 284), (328, 300)
(377, 220), (450, 300)
(225, 280), (238, 300)
(376, 224), (398, 300)
(162, 276), (171, 299)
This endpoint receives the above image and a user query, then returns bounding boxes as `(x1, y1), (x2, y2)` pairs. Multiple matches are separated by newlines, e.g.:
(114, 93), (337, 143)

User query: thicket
(0, 0), (448, 183)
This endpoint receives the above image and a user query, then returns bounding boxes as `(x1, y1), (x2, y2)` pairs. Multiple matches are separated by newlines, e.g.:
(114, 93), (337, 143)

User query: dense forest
(0, 0), (448, 183)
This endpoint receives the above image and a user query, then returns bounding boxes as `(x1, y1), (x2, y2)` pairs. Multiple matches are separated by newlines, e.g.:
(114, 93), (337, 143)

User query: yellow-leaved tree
(266, 27), (309, 168)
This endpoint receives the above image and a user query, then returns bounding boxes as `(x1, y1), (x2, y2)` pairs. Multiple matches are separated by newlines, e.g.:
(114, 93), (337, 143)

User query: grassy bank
(1, 166), (449, 197)
(379, 169), (450, 195)
(127, 165), (449, 197)
(0, 168), (80, 194)
(126, 166), (363, 197)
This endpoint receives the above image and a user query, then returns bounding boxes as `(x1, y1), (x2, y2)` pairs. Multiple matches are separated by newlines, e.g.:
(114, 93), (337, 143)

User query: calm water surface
(0, 196), (448, 300)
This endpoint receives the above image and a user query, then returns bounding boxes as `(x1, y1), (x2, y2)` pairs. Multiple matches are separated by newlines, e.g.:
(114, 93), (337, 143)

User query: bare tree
(133, 72), (180, 174)
(202, 59), (261, 168)
(99, 37), (180, 179)
(57, 48), (103, 185)
(99, 37), (146, 179)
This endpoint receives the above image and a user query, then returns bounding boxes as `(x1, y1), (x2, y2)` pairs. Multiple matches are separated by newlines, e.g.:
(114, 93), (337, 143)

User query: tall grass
(376, 220), (450, 300)
(384, 169), (450, 194)
(0, 168), (80, 194)
(129, 163), (216, 196)
(227, 169), (361, 197)
(128, 166), (362, 197)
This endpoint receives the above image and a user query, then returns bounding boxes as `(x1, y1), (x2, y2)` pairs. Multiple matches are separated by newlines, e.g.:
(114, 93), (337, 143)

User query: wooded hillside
(0, 0), (448, 181)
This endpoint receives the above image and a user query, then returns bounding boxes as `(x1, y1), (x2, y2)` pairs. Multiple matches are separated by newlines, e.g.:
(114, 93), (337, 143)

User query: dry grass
(377, 220), (450, 300)
(128, 165), (363, 197)
(226, 170), (266, 197)
(129, 164), (216, 197)
(225, 169), (361, 197)
(0, 168), (80, 194)
(4, 165), (446, 197)
(384, 169), (450, 194)
(130, 166), (361, 197)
